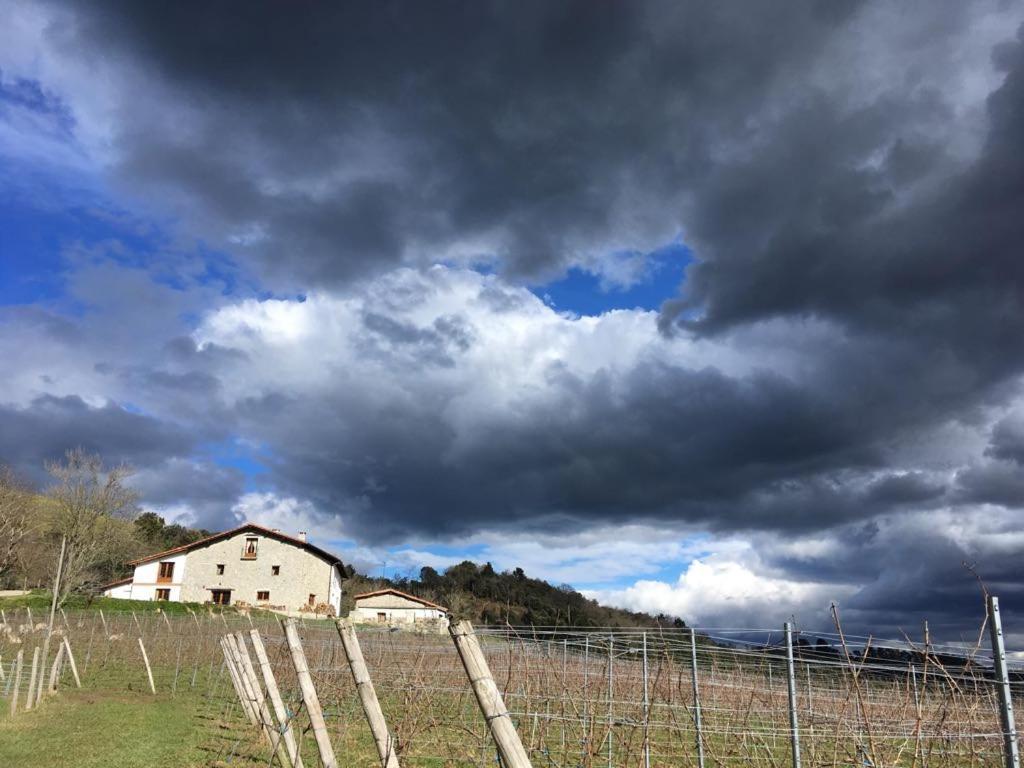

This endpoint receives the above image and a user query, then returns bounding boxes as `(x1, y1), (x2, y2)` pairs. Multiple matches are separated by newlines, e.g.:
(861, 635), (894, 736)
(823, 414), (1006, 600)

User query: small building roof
(128, 522), (345, 568)
(353, 588), (448, 612)
(100, 576), (133, 589)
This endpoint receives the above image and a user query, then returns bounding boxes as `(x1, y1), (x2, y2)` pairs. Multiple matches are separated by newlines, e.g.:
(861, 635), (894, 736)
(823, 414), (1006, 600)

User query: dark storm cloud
(130, 458), (245, 531)
(0, 394), (194, 480)
(46, 0), (878, 287)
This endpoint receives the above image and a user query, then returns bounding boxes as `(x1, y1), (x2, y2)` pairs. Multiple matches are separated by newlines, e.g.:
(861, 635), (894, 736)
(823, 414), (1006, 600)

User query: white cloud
(587, 540), (854, 628)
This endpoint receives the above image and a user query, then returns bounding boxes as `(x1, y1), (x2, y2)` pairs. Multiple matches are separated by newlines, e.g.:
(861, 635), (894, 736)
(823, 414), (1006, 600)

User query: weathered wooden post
(46, 641), (66, 693)
(784, 622), (803, 768)
(9, 649), (23, 716)
(449, 619), (533, 768)
(62, 637), (82, 688)
(235, 632), (293, 767)
(138, 637), (156, 694)
(221, 637), (258, 725)
(283, 617), (339, 768)
(25, 646), (40, 711)
(250, 629), (304, 768)
(226, 634), (263, 728)
(336, 618), (401, 768)
(988, 596), (1020, 768)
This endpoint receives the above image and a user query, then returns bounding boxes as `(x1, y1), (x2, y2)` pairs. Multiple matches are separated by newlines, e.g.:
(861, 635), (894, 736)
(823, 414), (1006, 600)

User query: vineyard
(0, 600), (1021, 768)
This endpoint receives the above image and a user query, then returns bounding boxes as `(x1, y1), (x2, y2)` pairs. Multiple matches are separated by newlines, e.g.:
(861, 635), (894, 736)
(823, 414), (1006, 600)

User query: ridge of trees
(342, 562), (684, 629)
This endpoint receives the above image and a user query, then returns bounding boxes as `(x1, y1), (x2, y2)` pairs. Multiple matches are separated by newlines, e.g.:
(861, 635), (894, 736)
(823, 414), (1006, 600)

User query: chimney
(297, 531), (307, 543)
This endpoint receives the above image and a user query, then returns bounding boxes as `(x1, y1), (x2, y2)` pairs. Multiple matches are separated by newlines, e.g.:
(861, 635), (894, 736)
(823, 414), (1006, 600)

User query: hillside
(342, 561), (683, 629)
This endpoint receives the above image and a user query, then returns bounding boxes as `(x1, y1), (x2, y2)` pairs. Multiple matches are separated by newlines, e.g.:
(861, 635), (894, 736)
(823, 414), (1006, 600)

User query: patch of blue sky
(198, 439), (272, 490)
(534, 240), (691, 316)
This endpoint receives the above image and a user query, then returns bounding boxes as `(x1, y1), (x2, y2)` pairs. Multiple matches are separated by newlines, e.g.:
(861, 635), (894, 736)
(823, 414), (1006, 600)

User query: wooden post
(235, 632), (293, 767)
(221, 637), (258, 726)
(99, 608), (108, 635)
(283, 617), (339, 768)
(25, 646), (40, 710)
(9, 649), (23, 716)
(0, 654), (5, 684)
(46, 641), (65, 692)
(449, 620), (533, 768)
(336, 618), (401, 768)
(62, 637), (82, 688)
(250, 629), (304, 768)
(225, 634), (261, 727)
(138, 637), (156, 694)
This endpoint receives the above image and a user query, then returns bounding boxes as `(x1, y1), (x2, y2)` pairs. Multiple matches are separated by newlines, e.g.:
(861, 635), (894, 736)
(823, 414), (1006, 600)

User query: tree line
(0, 449), (210, 600)
(344, 561), (682, 629)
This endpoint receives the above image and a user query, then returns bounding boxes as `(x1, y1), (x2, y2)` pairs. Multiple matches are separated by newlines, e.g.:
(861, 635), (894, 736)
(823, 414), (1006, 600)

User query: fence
(1, 598), (1021, 768)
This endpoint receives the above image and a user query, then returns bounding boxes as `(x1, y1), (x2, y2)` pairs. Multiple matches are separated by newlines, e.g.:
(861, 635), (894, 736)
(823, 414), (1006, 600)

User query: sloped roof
(128, 522), (344, 568)
(353, 588), (447, 611)
(100, 576), (133, 589)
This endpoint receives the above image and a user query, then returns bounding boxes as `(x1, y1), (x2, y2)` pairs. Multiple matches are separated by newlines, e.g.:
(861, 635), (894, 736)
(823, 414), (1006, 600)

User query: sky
(1, 0), (1024, 644)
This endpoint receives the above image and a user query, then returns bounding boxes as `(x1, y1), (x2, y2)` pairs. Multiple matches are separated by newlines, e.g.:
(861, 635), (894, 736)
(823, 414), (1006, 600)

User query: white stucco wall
(127, 552), (188, 601)
(102, 582), (134, 599)
(350, 605), (446, 623)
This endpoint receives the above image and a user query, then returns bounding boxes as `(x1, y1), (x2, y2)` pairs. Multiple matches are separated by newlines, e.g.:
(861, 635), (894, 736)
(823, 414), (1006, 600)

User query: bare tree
(0, 466), (34, 583)
(45, 448), (139, 602)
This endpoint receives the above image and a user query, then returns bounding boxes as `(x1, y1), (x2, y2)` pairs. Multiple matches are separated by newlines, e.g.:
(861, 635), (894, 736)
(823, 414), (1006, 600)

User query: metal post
(690, 628), (706, 768)
(988, 596), (1020, 768)
(583, 635), (590, 752)
(642, 632), (651, 768)
(784, 622), (803, 768)
(607, 635), (614, 768)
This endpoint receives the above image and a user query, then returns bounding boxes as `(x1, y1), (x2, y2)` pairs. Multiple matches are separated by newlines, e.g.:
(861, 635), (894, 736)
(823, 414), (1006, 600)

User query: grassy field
(0, 590), (244, 616)
(1, 606), (1016, 768)
(0, 689), (252, 768)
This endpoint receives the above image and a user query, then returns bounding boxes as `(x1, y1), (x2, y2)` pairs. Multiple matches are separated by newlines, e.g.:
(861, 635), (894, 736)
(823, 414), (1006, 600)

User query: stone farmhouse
(102, 522), (345, 615)
(350, 588), (448, 629)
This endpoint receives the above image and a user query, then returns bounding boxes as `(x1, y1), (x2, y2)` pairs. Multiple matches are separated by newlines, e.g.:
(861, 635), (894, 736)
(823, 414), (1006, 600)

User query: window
(210, 589), (231, 605)
(272, 565), (280, 576)
(157, 561), (174, 582)
(256, 590), (270, 601)
(377, 611), (387, 622)
(242, 537), (259, 559)
(216, 564), (225, 575)
(308, 593), (316, 607)
(155, 588), (170, 601)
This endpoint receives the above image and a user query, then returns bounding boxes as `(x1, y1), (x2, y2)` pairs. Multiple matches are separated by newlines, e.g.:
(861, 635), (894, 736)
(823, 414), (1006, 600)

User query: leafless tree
(45, 448), (139, 602)
(0, 465), (34, 582)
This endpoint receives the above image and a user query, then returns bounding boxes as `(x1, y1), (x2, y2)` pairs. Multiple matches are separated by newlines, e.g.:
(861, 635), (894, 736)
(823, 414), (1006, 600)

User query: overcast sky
(2, 0), (1024, 643)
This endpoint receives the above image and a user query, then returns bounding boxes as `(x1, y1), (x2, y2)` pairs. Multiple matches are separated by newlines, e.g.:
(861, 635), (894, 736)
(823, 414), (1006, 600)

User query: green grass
(0, 690), (228, 767)
(0, 590), (248, 616)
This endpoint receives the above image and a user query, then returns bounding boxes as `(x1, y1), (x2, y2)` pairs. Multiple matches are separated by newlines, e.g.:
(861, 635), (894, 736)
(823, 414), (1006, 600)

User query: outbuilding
(349, 588), (448, 629)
